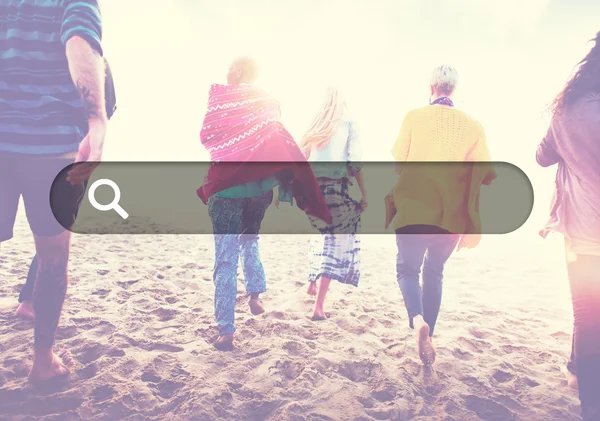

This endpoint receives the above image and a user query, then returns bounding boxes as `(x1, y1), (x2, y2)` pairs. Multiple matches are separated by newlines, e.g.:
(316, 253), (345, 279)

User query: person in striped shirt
(0, 0), (107, 383)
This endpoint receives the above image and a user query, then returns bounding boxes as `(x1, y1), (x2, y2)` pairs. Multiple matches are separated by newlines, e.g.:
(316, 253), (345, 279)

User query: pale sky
(98, 0), (599, 231)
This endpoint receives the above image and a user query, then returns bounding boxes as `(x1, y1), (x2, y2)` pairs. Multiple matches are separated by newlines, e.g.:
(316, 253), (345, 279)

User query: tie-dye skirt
(307, 178), (362, 287)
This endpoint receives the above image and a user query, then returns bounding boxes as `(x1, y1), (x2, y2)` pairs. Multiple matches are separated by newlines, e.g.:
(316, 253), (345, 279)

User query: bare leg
(248, 292), (265, 315)
(28, 231), (73, 383)
(17, 255), (38, 320)
(563, 336), (579, 390)
(214, 334), (234, 351)
(312, 277), (331, 321)
(307, 235), (322, 297)
(16, 300), (35, 320)
(561, 365), (579, 390)
(413, 314), (435, 365)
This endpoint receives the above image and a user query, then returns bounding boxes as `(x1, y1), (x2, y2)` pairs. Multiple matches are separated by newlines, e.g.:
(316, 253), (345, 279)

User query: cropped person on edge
(0, 0), (107, 383)
(299, 86), (367, 321)
(16, 57), (117, 321)
(537, 31), (600, 421)
(388, 65), (495, 365)
(197, 57), (331, 351)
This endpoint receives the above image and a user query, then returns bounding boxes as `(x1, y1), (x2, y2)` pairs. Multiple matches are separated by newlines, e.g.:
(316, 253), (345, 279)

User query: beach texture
(0, 208), (581, 421)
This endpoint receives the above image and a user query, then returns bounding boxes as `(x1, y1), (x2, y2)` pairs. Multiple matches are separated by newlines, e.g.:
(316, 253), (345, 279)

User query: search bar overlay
(88, 179), (129, 220)
(50, 162), (533, 235)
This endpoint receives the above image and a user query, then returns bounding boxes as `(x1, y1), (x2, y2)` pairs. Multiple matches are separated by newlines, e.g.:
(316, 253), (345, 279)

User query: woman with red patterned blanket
(197, 57), (331, 351)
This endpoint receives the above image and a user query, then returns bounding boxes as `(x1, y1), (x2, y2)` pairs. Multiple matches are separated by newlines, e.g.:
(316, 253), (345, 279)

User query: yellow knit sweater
(390, 105), (495, 243)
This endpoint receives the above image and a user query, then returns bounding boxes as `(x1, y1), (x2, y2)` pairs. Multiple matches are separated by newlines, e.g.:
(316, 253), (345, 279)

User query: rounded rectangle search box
(50, 162), (534, 235)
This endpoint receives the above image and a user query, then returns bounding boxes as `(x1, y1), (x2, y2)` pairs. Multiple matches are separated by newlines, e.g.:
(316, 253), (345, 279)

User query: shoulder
(209, 83), (225, 95)
(578, 93), (600, 116)
(469, 116), (485, 133)
(62, 0), (102, 14)
(399, 108), (417, 127)
(560, 94), (600, 132)
(403, 106), (432, 122)
(63, 0), (101, 8)
(406, 106), (428, 118)
(454, 109), (485, 133)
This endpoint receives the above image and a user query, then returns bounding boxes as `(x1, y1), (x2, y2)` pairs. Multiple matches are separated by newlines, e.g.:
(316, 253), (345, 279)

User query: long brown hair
(550, 31), (600, 115)
(299, 87), (346, 157)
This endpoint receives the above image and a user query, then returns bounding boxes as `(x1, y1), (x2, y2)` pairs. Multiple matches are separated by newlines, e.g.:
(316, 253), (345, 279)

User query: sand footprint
(337, 360), (382, 383)
(463, 395), (516, 421)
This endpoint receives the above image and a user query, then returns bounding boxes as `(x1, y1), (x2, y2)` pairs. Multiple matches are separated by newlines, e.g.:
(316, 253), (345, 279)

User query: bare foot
(561, 365), (579, 391)
(311, 308), (328, 321)
(248, 298), (265, 316)
(28, 349), (73, 384)
(16, 300), (35, 320)
(416, 323), (435, 365)
(307, 282), (317, 296)
(214, 334), (234, 351)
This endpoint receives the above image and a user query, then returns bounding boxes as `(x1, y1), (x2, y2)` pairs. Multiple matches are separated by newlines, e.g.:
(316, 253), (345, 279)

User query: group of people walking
(0, 1), (599, 419)
(195, 58), (497, 365)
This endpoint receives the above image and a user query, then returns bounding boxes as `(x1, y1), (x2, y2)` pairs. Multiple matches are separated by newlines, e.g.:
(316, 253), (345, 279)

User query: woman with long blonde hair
(300, 87), (367, 321)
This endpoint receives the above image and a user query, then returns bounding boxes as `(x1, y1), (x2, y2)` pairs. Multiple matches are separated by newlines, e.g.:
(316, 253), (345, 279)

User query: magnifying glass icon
(88, 179), (129, 219)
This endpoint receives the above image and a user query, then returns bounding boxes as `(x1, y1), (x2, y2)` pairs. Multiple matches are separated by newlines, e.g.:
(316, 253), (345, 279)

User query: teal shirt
(215, 175), (294, 203)
(215, 175), (280, 198)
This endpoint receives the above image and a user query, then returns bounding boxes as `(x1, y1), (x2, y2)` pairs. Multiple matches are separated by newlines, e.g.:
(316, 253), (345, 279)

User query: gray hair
(430, 65), (458, 96)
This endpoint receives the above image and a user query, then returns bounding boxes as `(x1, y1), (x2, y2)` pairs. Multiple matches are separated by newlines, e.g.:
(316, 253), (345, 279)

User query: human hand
(456, 234), (481, 251)
(66, 120), (107, 185)
(359, 195), (368, 212)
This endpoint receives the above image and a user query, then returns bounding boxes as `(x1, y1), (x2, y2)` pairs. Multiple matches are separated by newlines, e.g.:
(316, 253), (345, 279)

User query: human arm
(466, 122), (496, 185)
(536, 123), (561, 168)
(347, 121), (366, 207)
(61, 1), (107, 184)
(391, 112), (412, 177)
(275, 175), (294, 208)
(391, 112), (412, 162)
(354, 169), (367, 210)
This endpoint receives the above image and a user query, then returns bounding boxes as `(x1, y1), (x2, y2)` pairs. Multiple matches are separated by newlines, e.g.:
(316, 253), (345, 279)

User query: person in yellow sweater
(390, 65), (495, 365)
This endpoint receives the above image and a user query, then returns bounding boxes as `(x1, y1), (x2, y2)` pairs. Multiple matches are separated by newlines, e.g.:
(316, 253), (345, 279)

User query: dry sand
(0, 209), (582, 421)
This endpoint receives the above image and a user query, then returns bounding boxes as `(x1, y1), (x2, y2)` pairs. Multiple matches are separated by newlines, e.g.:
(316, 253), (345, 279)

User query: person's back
(0, 0), (101, 155)
(1, 0), (106, 384)
(390, 65), (495, 369)
(391, 103), (492, 235)
(540, 93), (600, 254)
(200, 58), (331, 351)
(308, 117), (362, 180)
(299, 87), (366, 321)
(393, 106), (486, 162)
(308, 118), (355, 162)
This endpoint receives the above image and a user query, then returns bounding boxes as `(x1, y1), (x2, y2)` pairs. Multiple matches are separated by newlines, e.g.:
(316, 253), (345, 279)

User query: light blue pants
(208, 191), (273, 335)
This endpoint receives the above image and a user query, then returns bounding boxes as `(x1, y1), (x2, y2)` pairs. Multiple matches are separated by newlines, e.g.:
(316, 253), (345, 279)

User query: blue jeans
(567, 254), (600, 421)
(395, 230), (459, 336)
(208, 190), (273, 335)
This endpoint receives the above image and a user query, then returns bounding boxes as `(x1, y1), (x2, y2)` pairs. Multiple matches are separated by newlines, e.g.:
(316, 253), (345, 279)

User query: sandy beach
(0, 207), (581, 421)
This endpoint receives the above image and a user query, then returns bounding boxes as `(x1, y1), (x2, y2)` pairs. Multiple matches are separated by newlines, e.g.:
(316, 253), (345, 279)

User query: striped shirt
(0, 0), (102, 155)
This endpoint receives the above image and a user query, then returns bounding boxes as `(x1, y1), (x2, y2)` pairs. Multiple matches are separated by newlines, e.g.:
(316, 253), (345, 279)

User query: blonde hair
(430, 65), (458, 96)
(300, 87), (346, 156)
